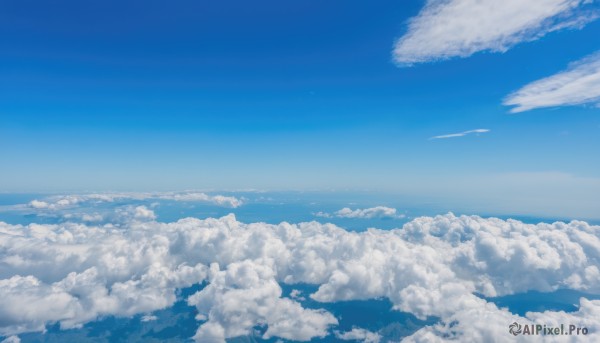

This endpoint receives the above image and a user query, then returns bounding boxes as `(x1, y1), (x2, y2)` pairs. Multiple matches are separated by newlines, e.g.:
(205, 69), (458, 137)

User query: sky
(1, 0), (599, 217)
(2, 3), (600, 341)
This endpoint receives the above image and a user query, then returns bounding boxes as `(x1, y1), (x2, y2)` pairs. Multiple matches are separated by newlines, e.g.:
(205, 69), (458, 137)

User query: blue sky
(1, 0), (599, 217)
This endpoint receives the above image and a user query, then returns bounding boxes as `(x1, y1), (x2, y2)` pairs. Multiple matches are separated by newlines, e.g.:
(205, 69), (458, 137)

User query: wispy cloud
(429, 129), (490, 140)
(504, 51), (600, 113)
(393, 0), (598, 64)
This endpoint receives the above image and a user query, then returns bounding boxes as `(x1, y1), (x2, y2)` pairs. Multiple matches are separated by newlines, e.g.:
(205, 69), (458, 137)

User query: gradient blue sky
(1, 0), (599, 217)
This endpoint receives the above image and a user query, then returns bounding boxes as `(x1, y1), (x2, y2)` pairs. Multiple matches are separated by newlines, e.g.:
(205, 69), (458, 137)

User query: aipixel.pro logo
(509, 322), (522, 336)
(509, 322), (589, 336)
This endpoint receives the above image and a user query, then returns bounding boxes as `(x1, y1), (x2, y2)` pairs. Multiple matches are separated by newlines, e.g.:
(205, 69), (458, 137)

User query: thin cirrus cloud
(393, 0), (598, 64)
(504, 51), (600, 112)
(429, 129), (490, 140)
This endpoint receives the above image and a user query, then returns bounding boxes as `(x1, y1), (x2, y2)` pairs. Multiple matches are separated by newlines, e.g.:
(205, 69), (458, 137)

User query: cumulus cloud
(335, 327), (382, 343)
(133, 206), (156, 220)
(429, 129), (490, 140)
(0, 217), (208, 336)
(27, 191), (243, 210)
(404, 298), (600, 342)
(0, 212), (599, 341)
(188, 261), (337, 342)
(290, 289), (306, 301)
(80, 213), (104, 222)
(0, 336), (20, 343)
(28, 200), (50, 209)
(504, 51), (600, 112)
(315, 206), (404, 219)
(393, 0), (599, 64)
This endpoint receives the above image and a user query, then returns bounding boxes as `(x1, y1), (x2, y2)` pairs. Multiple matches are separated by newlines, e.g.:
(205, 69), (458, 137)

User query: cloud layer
(27, 191), (243, 210)
(504, 51), (600, 112)
(316, 206), (404, 219)
(1, 210), (599, 341)
(394, 0), (598, 64)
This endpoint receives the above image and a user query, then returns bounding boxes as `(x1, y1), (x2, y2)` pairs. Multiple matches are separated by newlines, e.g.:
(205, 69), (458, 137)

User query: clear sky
(1, 0), (599, 217)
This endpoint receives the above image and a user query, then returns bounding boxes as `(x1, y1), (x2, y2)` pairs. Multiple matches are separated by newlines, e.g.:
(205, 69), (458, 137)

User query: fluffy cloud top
(393, 0), (598, 64)
(133, 206), (156, 220)
(404, 298), (600, 342)
(1, 212), (599, 341)
(504, 51), (600, 112)
(188, 261), (337, 342)
(27, 191), (243, 210)
(316, 206), (404, 219)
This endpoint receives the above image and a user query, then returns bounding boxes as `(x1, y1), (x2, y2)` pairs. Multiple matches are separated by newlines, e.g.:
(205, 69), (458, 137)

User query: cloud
(290, 289), (306, 301)
(27, 191), (244, 210)
(140, 315), (157, 322)
(157, 192), (244, 208)
(188, 261), (337, 342)
(335, 327), (382, 343)
(404, 298), (600, 342)
(0, 212), (599, 341)
(429, 129), (490, 140)
(393, 0), (599, 64)
(504, 51), (600, 112)
(0, 336), (20, 343)
(133, 206), (156, 221)
(315, 206), (404, 219)
(28, 200), (50, 209)
(80, 213), (104, 222)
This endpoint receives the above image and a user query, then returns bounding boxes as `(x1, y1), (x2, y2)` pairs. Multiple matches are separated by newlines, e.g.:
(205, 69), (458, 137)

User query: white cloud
(80, 213), (103, 222)
(157, 192), (244, 208)
(0, 336), (20, 343)
(28, 200), (50, 209)
(504, 51), (600, 112)
(27, 191), (244, 210)
(28, 196), (86, 210)
(335, 327), (382, 343)
(133, 206), (156, 221)
(188, 261), (337, 342)
(290, 289), (306, 301)
(316, 206), (404, 219)
(0, 217), (209, 336)
(140, 315), (158, 322)
(429, 129), (490, 140)
(393, 0), (598, 64)
(404, 298), (600, 342)
(0, 212), (599, 341)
